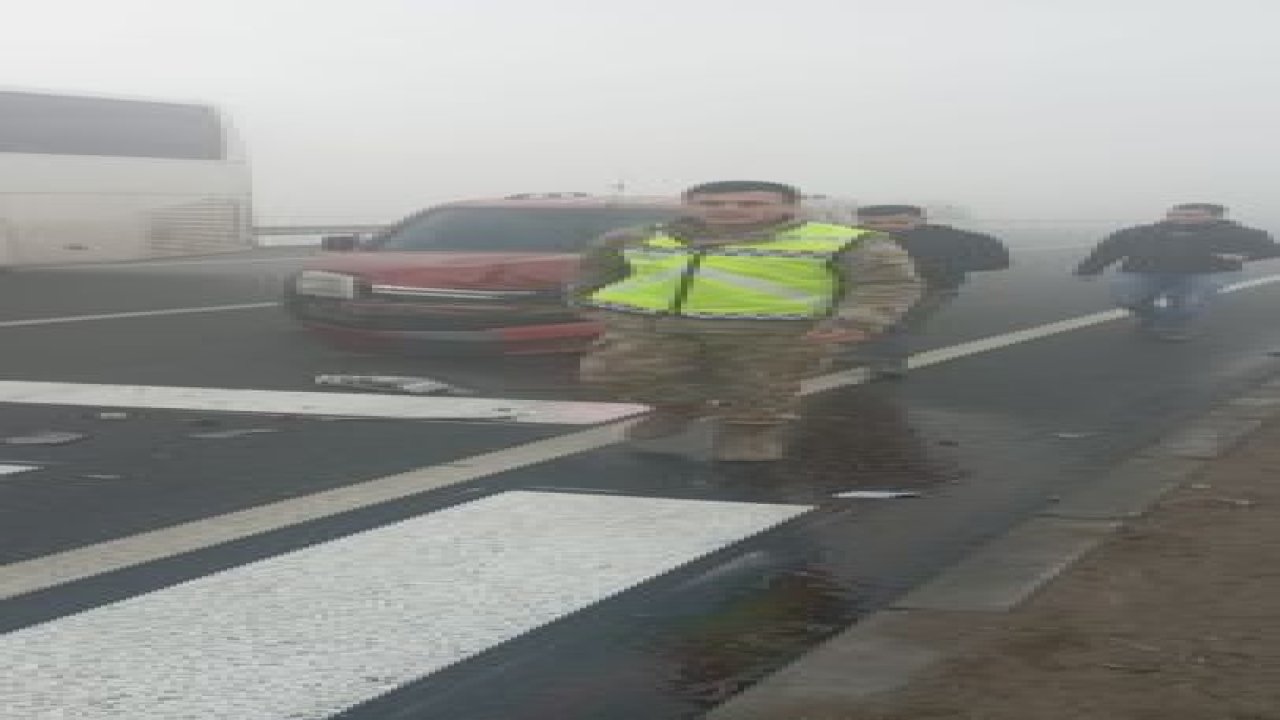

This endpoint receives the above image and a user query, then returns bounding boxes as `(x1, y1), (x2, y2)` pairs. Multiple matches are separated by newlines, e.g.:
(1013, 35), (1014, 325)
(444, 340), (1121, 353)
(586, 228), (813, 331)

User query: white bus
(0, 89), (252, 268)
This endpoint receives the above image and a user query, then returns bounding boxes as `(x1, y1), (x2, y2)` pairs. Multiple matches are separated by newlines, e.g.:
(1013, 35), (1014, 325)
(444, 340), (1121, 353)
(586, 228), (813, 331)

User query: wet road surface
(3, 236), (1280, 719)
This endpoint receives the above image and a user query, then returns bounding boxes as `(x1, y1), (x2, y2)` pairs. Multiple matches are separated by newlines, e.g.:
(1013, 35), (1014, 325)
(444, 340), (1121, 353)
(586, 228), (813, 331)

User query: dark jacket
(890, 224), (1010, 289)
(1075, 221), (1278, 275)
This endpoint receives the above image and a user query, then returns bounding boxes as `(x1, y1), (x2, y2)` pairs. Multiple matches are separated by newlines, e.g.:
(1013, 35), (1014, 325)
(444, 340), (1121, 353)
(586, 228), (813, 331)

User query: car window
(369, 207), (679, 252)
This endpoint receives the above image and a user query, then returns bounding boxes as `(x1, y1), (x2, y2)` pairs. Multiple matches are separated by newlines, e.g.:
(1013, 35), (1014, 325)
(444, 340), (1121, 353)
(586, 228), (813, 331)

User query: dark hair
(1171, 203), (1226, 216)
(682, 180), (800, 203)
(857, 204), (924, 217)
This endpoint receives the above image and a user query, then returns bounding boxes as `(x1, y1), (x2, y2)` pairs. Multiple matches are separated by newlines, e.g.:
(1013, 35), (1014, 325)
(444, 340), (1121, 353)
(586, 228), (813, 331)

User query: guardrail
(252, 220), (1137, 238)
(252, 225), (386, 237)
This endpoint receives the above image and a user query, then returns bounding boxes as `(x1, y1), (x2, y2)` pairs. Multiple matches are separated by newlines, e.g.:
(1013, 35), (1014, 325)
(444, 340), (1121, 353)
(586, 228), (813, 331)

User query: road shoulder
(710, 373), (1280, 719)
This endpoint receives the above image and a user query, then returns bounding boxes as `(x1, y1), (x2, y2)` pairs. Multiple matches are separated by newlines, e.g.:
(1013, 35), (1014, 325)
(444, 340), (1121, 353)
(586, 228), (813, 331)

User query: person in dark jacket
(848, 204), (1011, 377)
(1074, 203), (1278, 341)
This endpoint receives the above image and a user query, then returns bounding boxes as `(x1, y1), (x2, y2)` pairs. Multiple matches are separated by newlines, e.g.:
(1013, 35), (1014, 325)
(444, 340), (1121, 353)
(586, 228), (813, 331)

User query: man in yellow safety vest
(571, 180), (921, 461)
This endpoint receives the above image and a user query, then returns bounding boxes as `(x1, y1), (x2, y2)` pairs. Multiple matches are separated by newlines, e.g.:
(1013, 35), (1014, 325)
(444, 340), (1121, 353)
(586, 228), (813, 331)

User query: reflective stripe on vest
(583, 222), (870, 320)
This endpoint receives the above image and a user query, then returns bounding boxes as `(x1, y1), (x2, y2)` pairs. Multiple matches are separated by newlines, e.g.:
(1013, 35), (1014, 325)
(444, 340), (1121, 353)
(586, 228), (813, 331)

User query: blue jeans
(1110, 272), (1234, 331)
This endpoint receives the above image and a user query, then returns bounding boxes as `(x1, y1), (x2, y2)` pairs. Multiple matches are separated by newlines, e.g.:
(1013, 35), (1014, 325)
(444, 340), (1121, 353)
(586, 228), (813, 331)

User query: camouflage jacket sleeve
(566, 226), (650, 307)
(831, 233), (923, 333)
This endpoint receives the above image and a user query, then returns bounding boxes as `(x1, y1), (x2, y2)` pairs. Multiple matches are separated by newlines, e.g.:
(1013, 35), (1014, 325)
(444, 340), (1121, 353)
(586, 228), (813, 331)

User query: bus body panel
(0, 89), (251, 267)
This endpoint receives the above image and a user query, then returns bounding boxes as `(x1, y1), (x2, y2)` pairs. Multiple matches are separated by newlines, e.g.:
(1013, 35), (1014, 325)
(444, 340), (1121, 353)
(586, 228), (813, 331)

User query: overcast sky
(4, 0), (1279, 224)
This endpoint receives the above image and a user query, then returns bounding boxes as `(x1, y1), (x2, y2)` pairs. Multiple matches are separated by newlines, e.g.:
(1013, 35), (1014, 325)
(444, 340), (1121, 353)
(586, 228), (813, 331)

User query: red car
(285, 193), (680, 355)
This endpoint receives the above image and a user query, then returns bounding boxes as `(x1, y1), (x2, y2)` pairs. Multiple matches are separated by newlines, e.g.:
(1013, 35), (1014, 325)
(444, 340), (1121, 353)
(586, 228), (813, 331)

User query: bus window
(0, 92), (225, 160)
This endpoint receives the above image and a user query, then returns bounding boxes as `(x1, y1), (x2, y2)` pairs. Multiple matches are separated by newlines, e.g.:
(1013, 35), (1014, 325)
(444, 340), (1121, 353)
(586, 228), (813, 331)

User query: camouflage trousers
(837, 286), (960, 366)
(580, 320), (822, 422)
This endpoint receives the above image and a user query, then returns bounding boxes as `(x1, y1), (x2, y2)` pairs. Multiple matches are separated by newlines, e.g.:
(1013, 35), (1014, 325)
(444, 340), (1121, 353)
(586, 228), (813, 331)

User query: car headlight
(294, 271), (359, 299)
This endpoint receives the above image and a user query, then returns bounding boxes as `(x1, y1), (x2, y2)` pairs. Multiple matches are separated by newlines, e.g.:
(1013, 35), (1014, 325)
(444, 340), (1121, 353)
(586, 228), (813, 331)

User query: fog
(5, 0), (1279, 226)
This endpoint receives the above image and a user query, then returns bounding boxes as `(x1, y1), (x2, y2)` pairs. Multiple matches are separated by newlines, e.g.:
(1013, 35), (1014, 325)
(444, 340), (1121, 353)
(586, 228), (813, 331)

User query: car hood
(304, 251), (580, 290)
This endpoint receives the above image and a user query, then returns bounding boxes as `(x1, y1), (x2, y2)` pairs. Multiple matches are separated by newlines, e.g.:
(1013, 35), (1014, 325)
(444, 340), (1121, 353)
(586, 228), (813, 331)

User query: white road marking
(19, 255), (314, 271)
(1012, 244), (1093, 253)
(4, 271), (1279, 600)
(0, 381), (646, 425)
(18, 242), (1082, 271)
(0, 247), (1229, 332)
(0, 491), (810, 720)
(1223, 273), (1280, 292)
(834, 489), (922, 499)
(0, 303), (279, 329)
(0, 464), (38, 476)
(906, 308), (1129, 369)
(0, 424), (630, 599)
(901, 272), (1280, 372)
(796, 306), (1131, 394)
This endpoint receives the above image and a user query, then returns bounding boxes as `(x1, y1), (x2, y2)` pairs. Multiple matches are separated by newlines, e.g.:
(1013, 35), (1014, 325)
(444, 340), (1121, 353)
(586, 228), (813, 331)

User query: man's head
(681, 180), (800, 228)
(1165, 203), (1227, 226)
(856, 205), (926, 234)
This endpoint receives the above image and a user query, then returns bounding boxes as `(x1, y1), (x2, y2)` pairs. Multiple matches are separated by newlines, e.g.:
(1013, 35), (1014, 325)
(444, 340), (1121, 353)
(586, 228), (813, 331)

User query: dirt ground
(840, 417), (1280, 720)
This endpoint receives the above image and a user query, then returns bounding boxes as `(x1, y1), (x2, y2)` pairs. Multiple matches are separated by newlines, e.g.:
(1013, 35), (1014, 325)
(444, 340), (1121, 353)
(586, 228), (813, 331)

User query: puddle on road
(429, 386), (995, 719)
(651, 564), (866, 708)
(469, 384), (1075, 719)
(785, 385), (970, 491)
(618, 384), (973, 504)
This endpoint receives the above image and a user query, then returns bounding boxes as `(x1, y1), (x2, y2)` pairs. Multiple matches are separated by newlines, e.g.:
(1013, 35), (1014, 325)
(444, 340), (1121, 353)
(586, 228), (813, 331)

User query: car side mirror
(321, 234), (360, 252)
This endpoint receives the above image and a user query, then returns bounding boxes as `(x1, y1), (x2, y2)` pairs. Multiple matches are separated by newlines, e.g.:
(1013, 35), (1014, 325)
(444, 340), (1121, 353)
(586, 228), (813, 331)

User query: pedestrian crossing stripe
(0, 381), (647, 426)
(0, 464), (38, 476)
(1, 491), (811, 720)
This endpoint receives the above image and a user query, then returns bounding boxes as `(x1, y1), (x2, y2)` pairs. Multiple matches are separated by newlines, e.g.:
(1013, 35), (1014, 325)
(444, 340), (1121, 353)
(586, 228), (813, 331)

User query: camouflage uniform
(580, 315), (822, 421)
(572, 218), (921, 422)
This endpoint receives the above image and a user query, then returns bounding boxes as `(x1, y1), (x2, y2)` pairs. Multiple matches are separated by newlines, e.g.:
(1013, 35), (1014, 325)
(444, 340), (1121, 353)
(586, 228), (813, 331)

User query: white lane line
(796, 307), (1128, 394)
(1, 491), (810, 720)
(0, 381), (646, 426)
(0, 424), (628, 599)
(1012, 244), (1092, 253)
(0, 303), (279, 329)
(902, 272), (1280, 372)
(907, 309), (1128, 370)
(0, 245), (1076, 329)
(1223, 273), (1280, 292)
(5, 271), (1279, 600)
(21, 255), (314, 271)
(0, 464), (38, 477)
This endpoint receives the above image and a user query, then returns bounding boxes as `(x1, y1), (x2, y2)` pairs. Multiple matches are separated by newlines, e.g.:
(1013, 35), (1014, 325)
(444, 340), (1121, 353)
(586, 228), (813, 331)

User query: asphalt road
(3, 233), (1280, 719)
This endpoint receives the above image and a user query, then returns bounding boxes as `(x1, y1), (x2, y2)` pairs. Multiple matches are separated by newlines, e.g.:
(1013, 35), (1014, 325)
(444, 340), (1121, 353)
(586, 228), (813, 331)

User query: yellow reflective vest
(584, 222), (871, 320)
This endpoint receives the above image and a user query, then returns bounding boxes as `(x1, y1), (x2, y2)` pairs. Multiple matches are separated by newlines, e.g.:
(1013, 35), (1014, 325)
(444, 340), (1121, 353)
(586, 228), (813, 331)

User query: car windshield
(369, 207), (679, 253)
